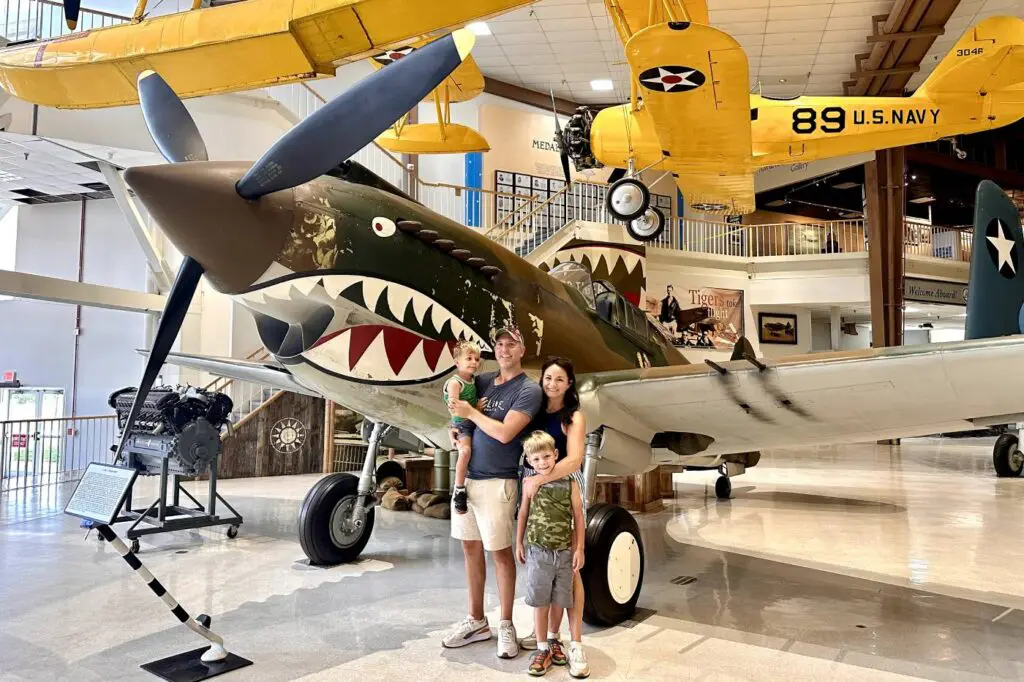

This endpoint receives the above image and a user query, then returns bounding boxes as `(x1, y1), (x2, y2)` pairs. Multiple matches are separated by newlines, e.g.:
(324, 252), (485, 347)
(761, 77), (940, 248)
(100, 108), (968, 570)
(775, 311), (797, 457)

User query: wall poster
(644, 285), (744, 351)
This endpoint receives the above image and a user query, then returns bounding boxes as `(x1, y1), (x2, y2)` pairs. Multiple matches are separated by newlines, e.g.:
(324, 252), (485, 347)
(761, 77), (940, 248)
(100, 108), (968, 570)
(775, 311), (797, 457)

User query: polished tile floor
(4, 437), (1024, 680)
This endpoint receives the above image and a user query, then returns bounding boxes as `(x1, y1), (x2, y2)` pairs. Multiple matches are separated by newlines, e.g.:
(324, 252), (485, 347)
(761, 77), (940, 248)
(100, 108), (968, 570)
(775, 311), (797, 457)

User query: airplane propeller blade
(234, 28), (476, 200)
(137, 70), (209, 163)
(63, 0), (80, 29)
(112, 256), (204, 462)
(549, 90), (572, 187)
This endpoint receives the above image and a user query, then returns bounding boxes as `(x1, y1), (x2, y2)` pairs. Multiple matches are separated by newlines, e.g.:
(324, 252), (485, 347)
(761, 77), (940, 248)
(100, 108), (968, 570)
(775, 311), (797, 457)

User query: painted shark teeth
(238, 274), (490, 352)
(546, 247), (646, 277)
(305, 325), (458, 383)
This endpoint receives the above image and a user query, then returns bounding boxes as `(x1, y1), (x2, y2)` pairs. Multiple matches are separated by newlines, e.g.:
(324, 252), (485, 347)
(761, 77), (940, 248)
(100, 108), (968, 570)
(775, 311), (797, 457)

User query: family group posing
(441, 327), (590, 678)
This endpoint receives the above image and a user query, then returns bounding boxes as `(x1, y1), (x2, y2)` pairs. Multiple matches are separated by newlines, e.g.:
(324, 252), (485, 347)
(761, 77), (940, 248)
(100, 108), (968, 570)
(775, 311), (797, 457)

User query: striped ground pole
(95, 524), (229, 663)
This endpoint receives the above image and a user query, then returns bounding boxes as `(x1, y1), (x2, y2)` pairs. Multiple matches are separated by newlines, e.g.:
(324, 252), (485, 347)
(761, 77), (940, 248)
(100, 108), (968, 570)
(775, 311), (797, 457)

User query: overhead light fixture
(778, 78), (787, 83)
(591, 79), (614, 91)
(909, 196), (936, 204)
(467, 22), (491, 35)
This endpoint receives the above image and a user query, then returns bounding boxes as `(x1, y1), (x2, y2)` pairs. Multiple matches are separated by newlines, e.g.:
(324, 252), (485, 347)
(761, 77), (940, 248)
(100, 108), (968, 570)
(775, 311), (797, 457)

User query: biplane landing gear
(993, 431), (1023, 478)
(298, 422), (388, 564)
(606, 177), (650, 222)
(627, 206), (666, 242)
(580, 431), (645, 626)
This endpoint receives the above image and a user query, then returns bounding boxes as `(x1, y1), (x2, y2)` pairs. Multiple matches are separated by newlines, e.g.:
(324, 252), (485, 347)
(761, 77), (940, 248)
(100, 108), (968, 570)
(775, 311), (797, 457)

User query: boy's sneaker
(497, 619), (519, 659)
(527, 649), (553, 676)
(441, 615), (490, 648)
(453, 486), (468, 514)
(548, 639), (567, 666)
(567, 641), (590, 678)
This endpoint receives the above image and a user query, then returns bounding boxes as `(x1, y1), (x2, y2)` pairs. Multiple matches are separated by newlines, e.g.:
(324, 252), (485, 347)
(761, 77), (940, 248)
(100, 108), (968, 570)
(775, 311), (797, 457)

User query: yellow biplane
(367, 37), (489, 154)
(0, 0), (531, 109)
(560, 0), (1024, 241)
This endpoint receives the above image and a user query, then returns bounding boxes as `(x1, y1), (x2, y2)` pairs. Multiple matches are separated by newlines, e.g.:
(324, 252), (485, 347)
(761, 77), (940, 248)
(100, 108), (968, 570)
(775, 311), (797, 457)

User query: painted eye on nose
(372, 217), (396, 238)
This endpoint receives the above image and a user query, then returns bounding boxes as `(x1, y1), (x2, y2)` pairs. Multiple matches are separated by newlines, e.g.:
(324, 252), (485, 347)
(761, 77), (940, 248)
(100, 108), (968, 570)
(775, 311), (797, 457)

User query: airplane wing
(623, 22), (755, 214)
(605, 0), (710, 46)
(578, 336), (1024, 473)
(673, 170), (755, 215)
(368, 42), (484, 103)
(143, 351), (322, 398)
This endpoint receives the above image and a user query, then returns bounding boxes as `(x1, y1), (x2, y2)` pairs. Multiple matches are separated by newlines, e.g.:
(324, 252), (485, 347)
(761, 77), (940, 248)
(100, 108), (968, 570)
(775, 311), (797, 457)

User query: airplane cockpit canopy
(548, 261), (596, 309)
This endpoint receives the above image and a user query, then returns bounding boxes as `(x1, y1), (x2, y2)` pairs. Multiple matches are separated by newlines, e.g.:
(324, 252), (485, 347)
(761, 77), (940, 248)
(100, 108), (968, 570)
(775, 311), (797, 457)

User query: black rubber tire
(605, 177), (650, 222)
(581, 503), (645, 627)
(226, 525), (239, 539)
(375, 460), (405, 488)
(299, 473), (375, 565)
(130, 538), (141, 554)
(715, 476), (732, 499)
(993, 433), (1022, 478)
(627, 207), (665, 242)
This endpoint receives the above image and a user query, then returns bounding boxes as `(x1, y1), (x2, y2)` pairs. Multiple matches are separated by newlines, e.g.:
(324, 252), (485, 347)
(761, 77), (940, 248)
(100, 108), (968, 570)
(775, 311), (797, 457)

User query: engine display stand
(114, 457), (243, 551)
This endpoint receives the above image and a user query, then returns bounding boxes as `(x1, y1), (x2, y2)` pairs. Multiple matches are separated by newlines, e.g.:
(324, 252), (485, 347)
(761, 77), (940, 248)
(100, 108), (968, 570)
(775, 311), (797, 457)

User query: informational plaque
(64, 463), (137, 525)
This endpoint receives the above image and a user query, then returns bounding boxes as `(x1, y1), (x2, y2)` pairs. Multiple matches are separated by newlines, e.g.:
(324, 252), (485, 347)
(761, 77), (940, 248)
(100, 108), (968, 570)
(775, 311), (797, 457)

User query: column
(863, 147), (906, 349)
(830, 306), (841, 351)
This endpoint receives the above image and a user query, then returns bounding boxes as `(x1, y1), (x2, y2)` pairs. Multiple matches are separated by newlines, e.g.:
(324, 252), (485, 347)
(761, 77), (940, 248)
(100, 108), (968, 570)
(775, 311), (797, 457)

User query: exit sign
(0, 371), (18, 388)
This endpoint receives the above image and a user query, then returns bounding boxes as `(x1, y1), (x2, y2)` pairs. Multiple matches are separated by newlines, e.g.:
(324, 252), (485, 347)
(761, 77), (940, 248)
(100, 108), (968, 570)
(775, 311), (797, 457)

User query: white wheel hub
(607, 531), (642, 604)
(630, 209), (661, 237)
(611, 184), (644, 215)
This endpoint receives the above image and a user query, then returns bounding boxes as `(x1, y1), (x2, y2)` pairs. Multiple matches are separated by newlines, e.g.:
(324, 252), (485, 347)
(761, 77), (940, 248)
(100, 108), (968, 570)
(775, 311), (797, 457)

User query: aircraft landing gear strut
(581, 430), (646, 626)
(715, 461), (746, 500)
(298, 421), (386, 564)
(993, 427), (1023, 477)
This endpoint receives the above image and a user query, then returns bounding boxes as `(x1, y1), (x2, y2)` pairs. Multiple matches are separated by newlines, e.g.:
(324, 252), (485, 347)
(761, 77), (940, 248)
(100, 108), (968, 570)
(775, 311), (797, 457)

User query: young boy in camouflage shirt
(515, 431), (586, 677)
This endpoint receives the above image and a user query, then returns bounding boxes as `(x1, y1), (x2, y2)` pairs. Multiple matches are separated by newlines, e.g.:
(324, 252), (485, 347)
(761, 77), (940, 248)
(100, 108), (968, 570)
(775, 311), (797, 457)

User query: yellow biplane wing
(624, 21), (755, 213)
(368, 37), (490, 154)
(604, 0), (709, 47)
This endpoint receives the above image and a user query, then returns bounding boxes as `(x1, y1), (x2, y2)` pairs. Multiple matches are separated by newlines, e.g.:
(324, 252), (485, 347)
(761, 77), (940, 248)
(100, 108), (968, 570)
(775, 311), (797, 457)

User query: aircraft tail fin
(917, 16), (1024, 98)
(965, 180), (1024, 340)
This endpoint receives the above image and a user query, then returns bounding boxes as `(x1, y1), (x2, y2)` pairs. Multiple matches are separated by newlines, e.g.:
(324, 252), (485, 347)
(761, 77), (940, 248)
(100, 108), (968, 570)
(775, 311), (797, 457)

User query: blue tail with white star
(965, 180), (1024, 340)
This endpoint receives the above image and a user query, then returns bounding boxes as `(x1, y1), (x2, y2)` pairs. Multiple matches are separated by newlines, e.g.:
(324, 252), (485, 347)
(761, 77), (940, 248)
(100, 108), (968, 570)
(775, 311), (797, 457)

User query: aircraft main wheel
(715, 475), (732, 499)
(606, 177), (650, 222)
(627, 207), (665, 242)
(993, 433), (1023, 478)
(582, 503), (644, 627)
(299, 472), (375, 565)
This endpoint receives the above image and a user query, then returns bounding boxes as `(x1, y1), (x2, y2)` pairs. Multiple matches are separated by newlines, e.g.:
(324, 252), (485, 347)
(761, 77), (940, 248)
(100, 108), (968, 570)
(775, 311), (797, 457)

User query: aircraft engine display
(108, 386), (233, 477)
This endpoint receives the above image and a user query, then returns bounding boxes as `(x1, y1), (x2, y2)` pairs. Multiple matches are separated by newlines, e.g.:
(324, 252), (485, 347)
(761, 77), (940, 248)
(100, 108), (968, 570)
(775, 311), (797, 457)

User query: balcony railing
(0, 0), (128, 43)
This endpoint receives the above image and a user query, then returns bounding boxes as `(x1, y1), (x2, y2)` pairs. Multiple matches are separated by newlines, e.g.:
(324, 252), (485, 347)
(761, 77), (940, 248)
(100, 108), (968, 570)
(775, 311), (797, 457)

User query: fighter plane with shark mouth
(115, 27), (1024, 628)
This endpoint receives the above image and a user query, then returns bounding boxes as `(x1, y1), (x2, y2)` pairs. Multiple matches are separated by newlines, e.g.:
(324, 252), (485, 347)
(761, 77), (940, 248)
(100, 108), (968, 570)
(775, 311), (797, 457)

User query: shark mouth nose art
(239, 274), (490, 384)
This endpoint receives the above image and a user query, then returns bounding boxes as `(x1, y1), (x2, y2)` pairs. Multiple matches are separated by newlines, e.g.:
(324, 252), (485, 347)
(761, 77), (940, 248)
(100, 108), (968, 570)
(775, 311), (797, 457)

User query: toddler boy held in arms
(516, 431), (586, 677)
(444, 341), (481, 514)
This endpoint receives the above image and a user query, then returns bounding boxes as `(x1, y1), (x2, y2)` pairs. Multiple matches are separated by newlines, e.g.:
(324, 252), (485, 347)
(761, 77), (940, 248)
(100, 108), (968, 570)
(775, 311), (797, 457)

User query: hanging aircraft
(113, 23), (1024, 627)
(551, 5), (1024, 242)
(0, 0), (532, 109)
(368, 37), (490, 154)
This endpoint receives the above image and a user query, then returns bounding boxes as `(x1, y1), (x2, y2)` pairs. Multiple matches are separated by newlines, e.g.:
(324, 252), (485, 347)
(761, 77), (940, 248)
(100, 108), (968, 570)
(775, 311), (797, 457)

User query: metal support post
(582, 430), (602, 506)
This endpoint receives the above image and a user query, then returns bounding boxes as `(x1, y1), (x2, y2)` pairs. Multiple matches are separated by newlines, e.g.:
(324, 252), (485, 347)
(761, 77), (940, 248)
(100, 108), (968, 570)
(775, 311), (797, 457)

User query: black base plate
(140, 647), (252, 682)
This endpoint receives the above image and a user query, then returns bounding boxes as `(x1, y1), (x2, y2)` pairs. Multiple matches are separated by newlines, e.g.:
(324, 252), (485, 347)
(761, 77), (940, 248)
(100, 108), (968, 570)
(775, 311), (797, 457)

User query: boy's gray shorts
(524, 544), (574, 609)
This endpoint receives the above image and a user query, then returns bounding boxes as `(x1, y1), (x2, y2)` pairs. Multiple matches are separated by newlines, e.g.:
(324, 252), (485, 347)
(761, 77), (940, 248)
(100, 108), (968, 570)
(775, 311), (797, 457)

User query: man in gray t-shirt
(442, 326), (542, 659)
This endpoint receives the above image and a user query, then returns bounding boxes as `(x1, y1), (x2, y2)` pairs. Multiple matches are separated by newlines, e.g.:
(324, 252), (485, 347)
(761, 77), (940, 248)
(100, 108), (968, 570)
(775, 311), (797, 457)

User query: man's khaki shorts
(450, 478), (518, 551)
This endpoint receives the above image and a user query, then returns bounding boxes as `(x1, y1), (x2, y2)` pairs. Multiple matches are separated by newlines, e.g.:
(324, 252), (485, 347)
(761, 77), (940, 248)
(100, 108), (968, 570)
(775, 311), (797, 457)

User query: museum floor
(4, 438), (1024, 681)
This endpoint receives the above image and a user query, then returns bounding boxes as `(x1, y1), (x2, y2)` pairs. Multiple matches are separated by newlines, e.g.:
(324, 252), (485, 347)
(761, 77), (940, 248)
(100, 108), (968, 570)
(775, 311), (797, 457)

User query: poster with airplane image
(758, 312), (798, 344)
(644, 285), (744, 351)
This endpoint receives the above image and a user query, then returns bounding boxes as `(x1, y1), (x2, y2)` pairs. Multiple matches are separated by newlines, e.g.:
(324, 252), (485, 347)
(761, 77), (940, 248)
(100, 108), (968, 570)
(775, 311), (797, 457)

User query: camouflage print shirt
(525, 477), (574, 551)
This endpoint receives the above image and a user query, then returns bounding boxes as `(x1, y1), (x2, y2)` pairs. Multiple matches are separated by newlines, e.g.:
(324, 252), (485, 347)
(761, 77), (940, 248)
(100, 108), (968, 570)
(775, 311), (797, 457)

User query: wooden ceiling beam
(850, 66), (920, 79)
(483, 78), (580, 116)
(867, 26), (945, 42)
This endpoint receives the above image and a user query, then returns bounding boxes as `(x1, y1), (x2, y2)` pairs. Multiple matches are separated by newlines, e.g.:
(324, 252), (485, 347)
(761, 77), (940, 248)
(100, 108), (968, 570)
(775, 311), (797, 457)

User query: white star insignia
(641, 68), (699, 91)
(987, 218), (1016, 275)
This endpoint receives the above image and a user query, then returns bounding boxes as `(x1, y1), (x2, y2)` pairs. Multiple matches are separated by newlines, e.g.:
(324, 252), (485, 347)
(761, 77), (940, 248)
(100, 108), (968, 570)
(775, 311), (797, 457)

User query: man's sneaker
(548, 638), (566, 666)
(497, 619), (519, 659)
(441, 616), (490, 648)
(453, 486), (468, 514)
(527, 649), (553, 676)
(567, 641), (590, 678)
(520, 630), (538, 650)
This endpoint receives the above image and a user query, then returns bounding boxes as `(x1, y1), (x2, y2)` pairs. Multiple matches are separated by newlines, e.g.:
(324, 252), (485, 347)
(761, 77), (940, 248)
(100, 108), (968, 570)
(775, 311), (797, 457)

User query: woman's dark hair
(540, 356), (579, 427)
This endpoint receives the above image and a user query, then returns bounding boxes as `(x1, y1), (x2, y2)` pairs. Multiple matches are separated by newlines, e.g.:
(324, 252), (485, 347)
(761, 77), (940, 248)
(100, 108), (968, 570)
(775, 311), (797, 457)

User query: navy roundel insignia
(639, 65), (705, 93)
(372, 46), (415, 65)
(985, 217), (1018, 279)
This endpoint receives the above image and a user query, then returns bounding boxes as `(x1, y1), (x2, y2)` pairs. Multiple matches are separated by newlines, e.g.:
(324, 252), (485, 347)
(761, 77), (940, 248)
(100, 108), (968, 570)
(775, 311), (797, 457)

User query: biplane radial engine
(552, 2), (1024, 243)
